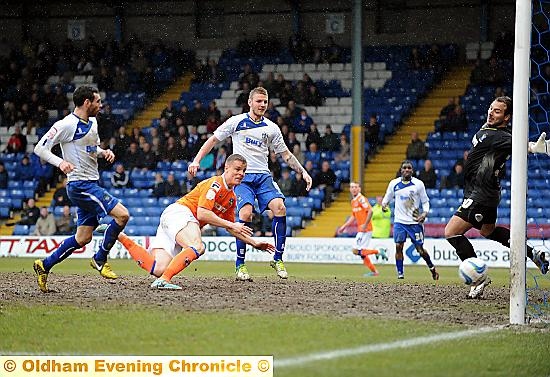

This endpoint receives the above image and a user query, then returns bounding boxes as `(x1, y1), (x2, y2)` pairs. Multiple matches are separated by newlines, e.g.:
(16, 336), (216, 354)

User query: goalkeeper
(444, 96), (549, 299)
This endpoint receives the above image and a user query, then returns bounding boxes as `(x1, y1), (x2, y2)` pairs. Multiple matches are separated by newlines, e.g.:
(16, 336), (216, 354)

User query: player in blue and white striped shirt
(189, 87), (313, 281)
(32, 86), (129, 292)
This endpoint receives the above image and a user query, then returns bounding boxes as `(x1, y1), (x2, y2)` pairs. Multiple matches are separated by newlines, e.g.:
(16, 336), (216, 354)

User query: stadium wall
(1, 0), (515, 47)
(0, 236), (539, 269)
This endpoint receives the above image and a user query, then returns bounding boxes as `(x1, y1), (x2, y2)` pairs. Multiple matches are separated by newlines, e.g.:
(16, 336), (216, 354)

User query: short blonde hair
(249, 86), (268, 100)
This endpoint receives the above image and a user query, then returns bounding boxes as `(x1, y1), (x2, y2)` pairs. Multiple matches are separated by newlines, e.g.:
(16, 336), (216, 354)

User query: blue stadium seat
(13, 224), (29, 235)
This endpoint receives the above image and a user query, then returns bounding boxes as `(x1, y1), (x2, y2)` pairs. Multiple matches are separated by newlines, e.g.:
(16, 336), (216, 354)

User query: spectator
(305, 142), (322, 168)
(335, 133), (350, 162)
(162, 136), (182, 162)
(364, 115), (380, 154)
(53, 85), (69, 112)
(417, 159), (438, 189)
(189, 100), (208, 126)
(0, 162), (8, 189)
(207, 100), (221, 122)
(236, 82), (251, 112)
(112, 66), (129, 92)
(238, 63), (259, 89)
(409, 47), (425, 70)
(291, 172), (308, 197)
(215, 145), (228, 170)
(52, 178), (71, 207)
(152, 173), (166, 198)
(34, 157), (54, 197)
(123, 142), (144, 171)
(292, 144), (305, 166)
(286, 131), (300, 152)
(320, 124), (340, 152)
(114, 126), (131, 157)
(55, 205), (76, 235)
(141, 142), (157, 171)
(312, 160), (337, 207)
(265, 100), (281, 121)
(268, 151), (282, 180)
(182, 171), (200, 194)
(32, 207), (56, 236)
(6, 125), (27, 153)
(277, 169), (294, 197)
(305, 85), (323, 107)
(97, 103), (117, 141)
(111, 163), (131, 188)
(164, 173), (182, 197)
(305, 123), (322, 149)
(177, 104), (191, 126)
(205, 59), (225, 84)
(406, 132), (428, 160)
(441, 104), (468, 132)
(252, 210), (274, 237)
(16, 155), (34, 181)
(294, 81), (308, 105)
(439, 97), (457, 119)
(160, 101), (176, 126)
(425, 44), (443, 72)
(19, 198), (40, 226)
(442, 162), (465, 189)
(293, 109), (313, 134)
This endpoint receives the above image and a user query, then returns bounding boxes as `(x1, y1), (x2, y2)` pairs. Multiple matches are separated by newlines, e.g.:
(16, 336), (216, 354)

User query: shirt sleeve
(213, 116), (237, 142)
(270, 125), (289, 155)
(197, 180), (220, 211)
(382, 180), (394, 207)
(34, 121), (76, 167)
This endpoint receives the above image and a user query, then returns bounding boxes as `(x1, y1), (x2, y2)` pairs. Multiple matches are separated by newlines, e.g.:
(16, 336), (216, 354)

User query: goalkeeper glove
(528, 132), (550, 156)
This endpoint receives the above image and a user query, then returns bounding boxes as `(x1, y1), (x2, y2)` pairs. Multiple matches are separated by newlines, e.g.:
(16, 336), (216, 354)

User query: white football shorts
(150, 202), (199, 257)
(352, 231), (373, 250)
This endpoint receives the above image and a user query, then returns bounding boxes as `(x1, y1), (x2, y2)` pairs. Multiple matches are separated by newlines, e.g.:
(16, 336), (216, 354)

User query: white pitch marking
(275, 326), (502, 368)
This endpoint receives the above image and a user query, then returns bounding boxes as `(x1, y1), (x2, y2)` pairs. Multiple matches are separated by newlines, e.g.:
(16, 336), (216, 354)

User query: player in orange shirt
(97, 154), (276, 289)
(337, 182), (388, 276)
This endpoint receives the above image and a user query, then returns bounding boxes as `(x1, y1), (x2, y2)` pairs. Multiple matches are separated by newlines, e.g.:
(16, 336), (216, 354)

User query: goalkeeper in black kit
(444, 96), (549, 299)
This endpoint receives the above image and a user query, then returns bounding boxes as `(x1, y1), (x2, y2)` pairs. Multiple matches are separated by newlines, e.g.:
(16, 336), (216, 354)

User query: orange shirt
(177, 175), (236, 228)
(351, 193), (373, 232)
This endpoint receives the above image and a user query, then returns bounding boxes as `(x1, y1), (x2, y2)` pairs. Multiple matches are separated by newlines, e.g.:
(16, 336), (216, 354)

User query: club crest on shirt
(228, 198), (234, 206)
(475, 213), (483, 222)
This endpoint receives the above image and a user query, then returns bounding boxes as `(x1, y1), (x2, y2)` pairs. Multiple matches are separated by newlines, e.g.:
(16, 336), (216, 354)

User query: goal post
(509, 0), (531, 325)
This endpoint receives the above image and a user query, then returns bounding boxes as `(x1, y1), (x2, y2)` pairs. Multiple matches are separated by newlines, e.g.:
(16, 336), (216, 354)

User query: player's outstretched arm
(188, 135), (220, 176)
(528, 132), (550, 156)
(280, 150), (312, 191)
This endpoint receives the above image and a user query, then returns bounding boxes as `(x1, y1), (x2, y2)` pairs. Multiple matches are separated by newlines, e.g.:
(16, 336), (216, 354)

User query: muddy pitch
(0, 271), (527, 327)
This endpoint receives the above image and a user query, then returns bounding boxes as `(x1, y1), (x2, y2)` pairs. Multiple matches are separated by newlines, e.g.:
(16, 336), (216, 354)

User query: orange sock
(361, 253), (377, 273)
(119, 233), (155, 274)
(161, 247), (200, 281)
(361, 249), (378, 256)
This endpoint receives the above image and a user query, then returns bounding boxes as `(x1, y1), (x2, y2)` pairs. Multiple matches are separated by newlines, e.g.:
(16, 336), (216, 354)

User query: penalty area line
(275, 325), (503, 368)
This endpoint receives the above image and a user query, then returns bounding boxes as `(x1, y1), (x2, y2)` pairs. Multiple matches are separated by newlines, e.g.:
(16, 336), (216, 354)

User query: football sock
(362, 255), (377, 272)
(119, 233), (156, 274)
(43, 235), (81, 271)
(235, 220), (251, 269)
(419, 248), (435, 269)
(361, 249), (379, 256)
(95, 219), (124, 263)
(396, 258), (404, 276)
(446, 234), (476, 260)
(161, 246), (200, 281)
(486, 226), (535, 260)
(273, 216), (286, 261)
